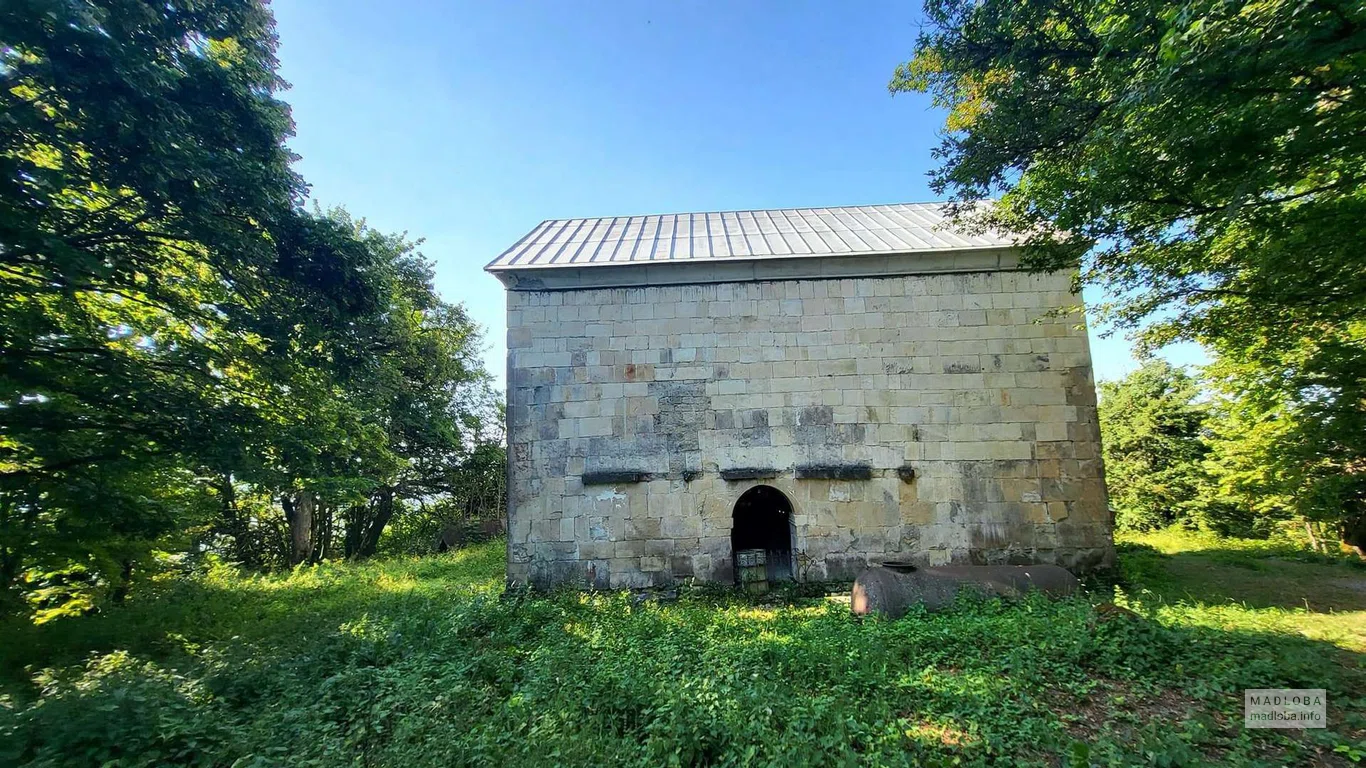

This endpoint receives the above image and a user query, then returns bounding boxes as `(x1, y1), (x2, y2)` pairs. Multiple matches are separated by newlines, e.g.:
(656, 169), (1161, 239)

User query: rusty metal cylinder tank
(851, 563), (1080, 618)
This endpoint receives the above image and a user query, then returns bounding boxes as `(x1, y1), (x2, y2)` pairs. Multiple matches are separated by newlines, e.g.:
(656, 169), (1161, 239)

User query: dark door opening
(731, 485), (795, 582)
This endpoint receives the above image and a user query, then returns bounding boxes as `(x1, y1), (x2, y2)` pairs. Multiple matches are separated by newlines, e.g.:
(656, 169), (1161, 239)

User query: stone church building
(487, 203), (1113, 589)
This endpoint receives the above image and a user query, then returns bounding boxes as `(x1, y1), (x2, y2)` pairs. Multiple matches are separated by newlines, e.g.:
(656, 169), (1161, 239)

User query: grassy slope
(0, 533), (1362, 767)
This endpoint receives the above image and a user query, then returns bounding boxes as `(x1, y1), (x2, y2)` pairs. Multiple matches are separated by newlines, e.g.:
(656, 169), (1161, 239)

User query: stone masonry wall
(505, 270), (1113, 589)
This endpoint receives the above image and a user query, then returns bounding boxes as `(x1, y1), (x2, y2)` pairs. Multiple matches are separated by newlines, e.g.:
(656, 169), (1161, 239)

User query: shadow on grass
(1117, 540), (1366, 614)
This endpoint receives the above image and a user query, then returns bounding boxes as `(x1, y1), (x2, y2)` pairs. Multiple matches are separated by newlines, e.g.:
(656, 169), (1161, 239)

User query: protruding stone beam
(719, 467), (779, 481)
(896, 465), (917, 483)
(581, 470), (650, 486)
(794, 464), (873, 481)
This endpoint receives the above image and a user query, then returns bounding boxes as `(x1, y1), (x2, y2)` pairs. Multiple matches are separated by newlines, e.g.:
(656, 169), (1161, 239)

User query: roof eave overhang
(486, 246), (1024, 291)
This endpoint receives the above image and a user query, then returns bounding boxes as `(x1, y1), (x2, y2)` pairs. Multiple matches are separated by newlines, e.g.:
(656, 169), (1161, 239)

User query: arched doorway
(731, 485), (795, 582)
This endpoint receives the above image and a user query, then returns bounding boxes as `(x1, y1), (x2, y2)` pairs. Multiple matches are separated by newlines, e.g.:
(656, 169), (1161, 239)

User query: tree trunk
(315, 503), (336, 562)
(0, 491), (38, 603)
(1340, 512), (1366, 559)
(342, 504), (364, 559)
(283, 491), (314, 566)
(353, 488), (397, 560)
(218, 474), (255, 567)
(1304, 520), (1321, 553)
(111, 558), (134, 604)
(0, 496), (18, 594)
(0, 545), (20, 607)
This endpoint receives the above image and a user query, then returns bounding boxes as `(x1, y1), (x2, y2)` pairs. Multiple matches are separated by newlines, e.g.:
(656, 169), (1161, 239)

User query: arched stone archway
(731, 485), (795, 583)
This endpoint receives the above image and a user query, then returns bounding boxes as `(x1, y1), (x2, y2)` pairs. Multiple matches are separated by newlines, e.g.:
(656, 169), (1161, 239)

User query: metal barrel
(735, 548), (769, 594)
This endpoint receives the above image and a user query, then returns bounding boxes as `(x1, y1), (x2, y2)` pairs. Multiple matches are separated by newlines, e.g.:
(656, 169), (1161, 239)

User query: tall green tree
(286, 210), (496, 562)
(1098, 360), (1209, 531)
(896, 0), (1366, 548)
(1, 1), (497, 608)
(1, 0), (309, 598)
(1203, 324), (1366, 552)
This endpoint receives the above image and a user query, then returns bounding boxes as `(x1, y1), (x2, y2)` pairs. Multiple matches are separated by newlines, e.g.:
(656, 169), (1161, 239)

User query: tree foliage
(1202, 325), (1366, 550)
(1098, 360), (1209, 531)
(897, 0), (1366, 548)
(1, 0), (502, 614)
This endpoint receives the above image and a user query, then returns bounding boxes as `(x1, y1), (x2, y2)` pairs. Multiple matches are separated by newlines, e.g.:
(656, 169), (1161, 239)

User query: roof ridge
(532, 200), (967, 224)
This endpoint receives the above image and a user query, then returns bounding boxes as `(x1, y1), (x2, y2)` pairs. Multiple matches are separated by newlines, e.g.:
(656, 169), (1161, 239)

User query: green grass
(1, 535), (1363, 767)
(1117, 528), (1366, 654)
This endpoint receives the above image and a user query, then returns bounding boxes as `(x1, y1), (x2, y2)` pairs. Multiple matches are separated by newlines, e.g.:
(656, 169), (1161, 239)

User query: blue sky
(271, 0), (1199, 386)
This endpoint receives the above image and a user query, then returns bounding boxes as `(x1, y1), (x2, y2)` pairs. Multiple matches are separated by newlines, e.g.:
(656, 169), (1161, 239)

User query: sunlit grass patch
(904, 717), (979, 748)
(1119, 527), (1366, 653)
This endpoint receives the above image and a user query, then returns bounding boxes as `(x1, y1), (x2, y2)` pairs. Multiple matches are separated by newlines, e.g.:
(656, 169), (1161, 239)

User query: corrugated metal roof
(485, 202), (1015, 271)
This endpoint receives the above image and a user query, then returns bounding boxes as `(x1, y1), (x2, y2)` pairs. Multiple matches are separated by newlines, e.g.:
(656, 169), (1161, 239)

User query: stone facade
(504, 262), (1113, 589)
